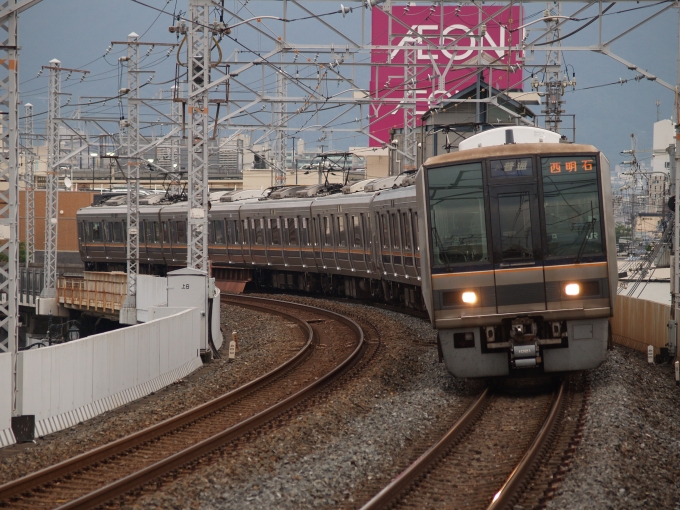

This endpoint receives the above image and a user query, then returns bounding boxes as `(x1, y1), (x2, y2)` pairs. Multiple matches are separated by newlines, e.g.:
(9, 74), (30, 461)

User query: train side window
(139, 221), (146, 243)
(300, 217), (308, 246)
(102, 222), (111, 243)
(234, 220), (241, 244)
(231, 220), (240, 244)
(324, 216), (332, 246)
(153, 222), (161, 244)
(362, 214), (371, 248)
(84, 222), (93, 242)
(208, 221), (215, 243)
(92, 222), (102, 243)
(413, 212), (419, 251)
(112, 222), (123, 243)
(313, 217), (319, 246)
(214, 220), (225, 245)
(175, 221), (187, 244)
(146, 221), (156, 243)
(254, 218), (264, 245)
(288, 217), (298, 246)
(402, 212), (412, 250)
(391, 213), (401, 249)
(162, 221), (170, 244)
(270, 218), (281, 245)
(337, 215), (347, 247)
(352, 216), (362, 247)
(380, 214), (389, 249)
(242, 219), (249, 245)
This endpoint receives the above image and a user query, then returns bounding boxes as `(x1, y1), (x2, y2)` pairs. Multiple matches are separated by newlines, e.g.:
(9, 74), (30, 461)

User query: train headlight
(565, 283), (580, 296)
(462, 291), (477, 304)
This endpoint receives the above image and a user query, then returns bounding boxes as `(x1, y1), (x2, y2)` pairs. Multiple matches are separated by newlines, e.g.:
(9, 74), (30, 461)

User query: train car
(76, 126), (616, 379)
(416, 126), (616, 378)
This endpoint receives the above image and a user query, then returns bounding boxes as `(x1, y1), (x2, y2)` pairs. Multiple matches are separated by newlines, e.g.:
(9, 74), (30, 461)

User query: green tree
(615, 223), (631, 243)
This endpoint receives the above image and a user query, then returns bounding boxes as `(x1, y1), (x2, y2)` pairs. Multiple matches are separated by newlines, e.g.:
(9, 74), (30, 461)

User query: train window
(311, 218), (316, 245)
(208, 221), (215, 243)
(352, 216), (362, 247)
(337, 215), (347, 247)
(324, 216), (332, 246)
(288, 217), (298, 246)
(489, 157), (533, 178)
(242, 219), (249, 245)
(300, 217), (308, 246)
(175, 221), (187, 244)
(427, 162), (488, 266)
(270, 218), (281, 245)
(145, 221), (155, 243)
(498, 193), (533, 259)
(84, 222), (92, 242)
(402, 212), (412, 250)
(112, 222), (123, 243)
(380, 214), (389, 249)
(162, 222), (170, 244)
(254, 218), (264, 245)
(214, 220), (225, 245)
(413, 212), (419, 251)
(153, 222), (161, 244)
(139, 221), (146, 243)
(362, 214), (371, 248)
(541, 156), (603, 258)
(92, 222), (102, 243)
(391, 213), (401, 249)
(103, 222), (111, 243)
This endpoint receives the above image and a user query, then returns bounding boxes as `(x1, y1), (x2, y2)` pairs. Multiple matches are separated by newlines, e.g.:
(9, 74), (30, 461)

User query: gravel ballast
(0, 303), (304, 485)
(122, 295), (477, 510)
(547, 345), (680, 509)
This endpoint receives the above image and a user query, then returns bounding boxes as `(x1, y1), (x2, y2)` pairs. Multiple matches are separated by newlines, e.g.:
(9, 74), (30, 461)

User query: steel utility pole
(39, 60), (88, 307)
(272, 39), (287, 186)
(403, 41), (417, 172)
(40, 59), (61, 302)
(186, 0), (212, 271)
(674, 5), (680, 360)
(120, 32), (141, 324)
(23, 103), (34, 268)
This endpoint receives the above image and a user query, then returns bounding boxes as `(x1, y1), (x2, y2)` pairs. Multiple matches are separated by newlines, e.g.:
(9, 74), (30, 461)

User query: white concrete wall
(0, 352), (14, 447)
(137, 275), (168, 322)
(15, 308), (202, 438)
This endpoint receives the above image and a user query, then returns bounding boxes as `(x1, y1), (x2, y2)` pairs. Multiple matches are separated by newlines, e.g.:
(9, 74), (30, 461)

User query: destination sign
(542, 157), (596, 176)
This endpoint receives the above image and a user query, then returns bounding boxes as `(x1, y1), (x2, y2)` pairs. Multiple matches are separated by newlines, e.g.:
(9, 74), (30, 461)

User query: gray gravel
(547, 345), (680, 509)
(124, 296), (476, 509)
(0, 304), (304, 484)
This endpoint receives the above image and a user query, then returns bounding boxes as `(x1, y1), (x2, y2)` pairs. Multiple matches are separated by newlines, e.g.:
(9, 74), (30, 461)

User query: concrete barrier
(137, 275), (168, 322)
(0, 353), (14, 447)
(15, 307), (202, 438)
(611, 294), (670, 354)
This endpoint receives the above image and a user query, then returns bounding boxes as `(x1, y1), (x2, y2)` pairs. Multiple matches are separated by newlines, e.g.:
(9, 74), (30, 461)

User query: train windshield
(541, 156), (603, 258)
(427, 162), (489, 267)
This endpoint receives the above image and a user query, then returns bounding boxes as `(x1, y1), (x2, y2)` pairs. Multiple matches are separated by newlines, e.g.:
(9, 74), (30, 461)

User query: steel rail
(58, 296), (365, 509)
(487, 380), (567, 510)
(360, 388), (490, 510)
(0, 296), (362, 509)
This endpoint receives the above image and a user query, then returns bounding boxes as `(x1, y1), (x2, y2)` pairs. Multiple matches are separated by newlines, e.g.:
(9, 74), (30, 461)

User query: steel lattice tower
(403, 43), (417, 171)
(120, 32), (141, 323)
(24, 103), (34, 267)
(186, 0), (211, 271)
(40, 59), (61, 300)
(543, 3), (564, 133)
(272, 40), (287, 186)
(0, 2), (20, 387)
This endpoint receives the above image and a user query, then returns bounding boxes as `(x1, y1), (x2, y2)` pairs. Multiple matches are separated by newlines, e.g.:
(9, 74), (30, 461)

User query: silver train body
(77, 128), (616, 378)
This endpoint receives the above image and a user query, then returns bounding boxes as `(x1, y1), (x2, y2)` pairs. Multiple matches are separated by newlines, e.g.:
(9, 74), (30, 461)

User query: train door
(489, 184), (546, 313)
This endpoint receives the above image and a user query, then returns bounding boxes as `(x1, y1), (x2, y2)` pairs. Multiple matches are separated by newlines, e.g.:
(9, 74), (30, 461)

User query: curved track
(0, 295), (365, 510)
(361, 380), (568, 510)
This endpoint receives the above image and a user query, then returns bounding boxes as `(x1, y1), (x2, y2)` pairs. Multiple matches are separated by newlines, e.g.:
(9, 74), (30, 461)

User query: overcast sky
(16, 0), (679, 167)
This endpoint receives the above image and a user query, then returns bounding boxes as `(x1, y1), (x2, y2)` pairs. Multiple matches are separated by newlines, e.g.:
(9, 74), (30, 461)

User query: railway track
(361, 380), (572, 510)
(0, 295), (365, 510)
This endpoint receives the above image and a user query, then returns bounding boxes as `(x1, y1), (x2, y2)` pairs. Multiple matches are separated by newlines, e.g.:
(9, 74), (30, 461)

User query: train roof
(423, 142), (599, 168)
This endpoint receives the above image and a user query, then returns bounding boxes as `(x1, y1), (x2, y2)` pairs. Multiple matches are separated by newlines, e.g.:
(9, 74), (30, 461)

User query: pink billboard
(369, 5), (523, 146)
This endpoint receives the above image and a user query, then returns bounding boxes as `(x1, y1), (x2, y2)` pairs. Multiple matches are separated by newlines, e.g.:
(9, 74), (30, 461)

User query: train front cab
(417, 143), (617, 378)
